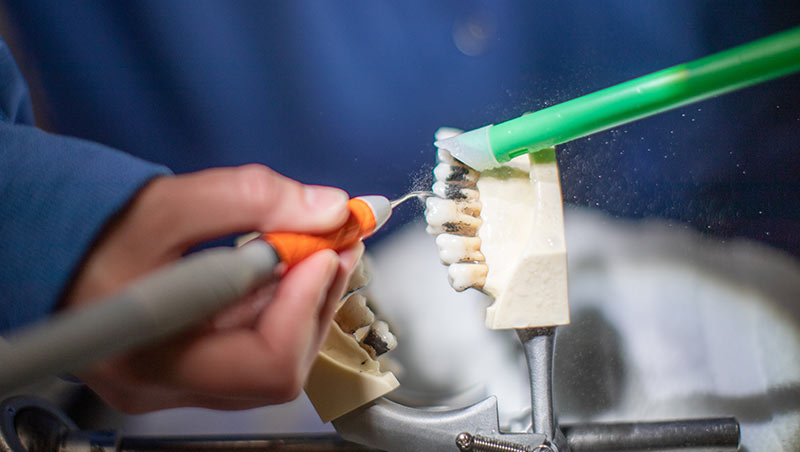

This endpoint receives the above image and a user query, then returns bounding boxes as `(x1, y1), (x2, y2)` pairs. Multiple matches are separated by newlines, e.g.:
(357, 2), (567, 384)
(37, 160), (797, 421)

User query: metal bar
(561, 417), (740, 451)
(517, 328), (556, 441)
(116, 434), (381, 452)
(59, 432), (382, 452)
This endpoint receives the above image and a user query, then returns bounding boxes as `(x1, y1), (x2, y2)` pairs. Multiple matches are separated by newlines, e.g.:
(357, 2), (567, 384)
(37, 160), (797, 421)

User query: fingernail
(349, 242), (366, 266)
(305, 185), (348, 218)
(319, 249), (341, 300)
(340, 242), (365, 277)
(322, 249), (340, 273)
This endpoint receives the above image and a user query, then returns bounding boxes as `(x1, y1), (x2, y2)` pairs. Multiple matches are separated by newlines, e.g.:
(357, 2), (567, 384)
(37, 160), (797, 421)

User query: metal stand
(514, 327), (740, 452)
(0, 326), (741, 452)
(518, 328), (557, 443)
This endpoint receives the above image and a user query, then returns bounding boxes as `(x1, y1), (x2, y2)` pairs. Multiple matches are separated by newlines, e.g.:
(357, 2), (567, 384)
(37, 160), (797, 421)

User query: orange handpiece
(262, 198), (379, 267)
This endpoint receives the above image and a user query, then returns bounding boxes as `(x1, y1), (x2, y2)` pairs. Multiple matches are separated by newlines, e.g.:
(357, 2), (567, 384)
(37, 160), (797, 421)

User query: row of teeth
(336, 257), (397, 359)
(425, 131), (488, 292)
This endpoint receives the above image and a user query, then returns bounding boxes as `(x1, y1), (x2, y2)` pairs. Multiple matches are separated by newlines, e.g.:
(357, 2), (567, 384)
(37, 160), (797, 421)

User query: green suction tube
(489, 26), (800, 163)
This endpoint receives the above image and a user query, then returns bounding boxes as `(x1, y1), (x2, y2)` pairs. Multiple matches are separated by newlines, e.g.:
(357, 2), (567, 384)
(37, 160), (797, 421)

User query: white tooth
(335, 293), (375, 334)
(425, 197), (458, 227)
(436, 148), (461, 165)
(432, 181), (480, 201)
(448, 263), (488, 292)
(424, 198), (481, 235)
(425, 197), (481, 217)
(433, 163), (479, 186)
(359, 320), (397, 358)
(435, 234), (484, 264)
(434, 127), (464, 141)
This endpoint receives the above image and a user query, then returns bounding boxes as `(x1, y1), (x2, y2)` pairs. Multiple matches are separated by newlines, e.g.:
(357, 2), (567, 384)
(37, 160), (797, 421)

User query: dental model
(426, 128), (570, 329)
(304, 256), (399, 422)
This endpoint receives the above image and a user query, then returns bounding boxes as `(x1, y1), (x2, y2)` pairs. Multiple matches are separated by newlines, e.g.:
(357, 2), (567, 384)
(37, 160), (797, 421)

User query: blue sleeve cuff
(0, 123), (171, 333)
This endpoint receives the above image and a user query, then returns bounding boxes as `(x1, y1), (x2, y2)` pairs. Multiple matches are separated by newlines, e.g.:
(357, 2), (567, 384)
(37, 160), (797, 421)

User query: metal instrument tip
(390, 191), (433, 209)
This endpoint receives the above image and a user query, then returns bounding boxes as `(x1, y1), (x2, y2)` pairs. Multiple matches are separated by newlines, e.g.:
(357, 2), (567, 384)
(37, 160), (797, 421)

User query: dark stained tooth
(442, 221), (460, 232)
(425, 197), (482, 235)
(445, 184), (468, 199)
(433, 163), (479, 186)
(440, 221), (480, 235)
(443, 221), (474, 233)
(433, 181), (480, 202)
(458, 201), (481, 216)
(446, 165), (470, 181)
(427, 141), (487, 293)
(359, 321), (397, 359)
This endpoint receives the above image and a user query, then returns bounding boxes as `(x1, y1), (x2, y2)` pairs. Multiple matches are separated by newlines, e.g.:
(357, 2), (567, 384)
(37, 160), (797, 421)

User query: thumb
(142, 165), (350, 249)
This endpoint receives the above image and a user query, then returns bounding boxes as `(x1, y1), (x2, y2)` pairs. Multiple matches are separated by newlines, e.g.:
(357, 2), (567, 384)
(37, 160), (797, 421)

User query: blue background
(5, 1), (800, 253)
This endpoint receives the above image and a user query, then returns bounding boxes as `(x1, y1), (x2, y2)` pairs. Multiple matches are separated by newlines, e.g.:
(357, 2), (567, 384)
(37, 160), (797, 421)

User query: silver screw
(454, 432), (546, 452)
(456, 432), (473, 450)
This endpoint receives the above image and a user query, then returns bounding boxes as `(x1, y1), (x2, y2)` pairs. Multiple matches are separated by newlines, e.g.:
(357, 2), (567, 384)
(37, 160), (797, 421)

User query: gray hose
(0, 241), (279, 393)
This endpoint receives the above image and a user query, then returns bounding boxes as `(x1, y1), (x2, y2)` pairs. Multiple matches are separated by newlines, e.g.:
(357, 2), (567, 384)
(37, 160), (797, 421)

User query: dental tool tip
(390, 191), (433, 209)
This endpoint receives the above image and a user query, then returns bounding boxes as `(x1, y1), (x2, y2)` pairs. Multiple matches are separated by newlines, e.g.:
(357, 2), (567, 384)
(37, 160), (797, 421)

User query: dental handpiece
(262, 195), (391, 267)
(0, 194), (423, 393)
(261, 192), (431, 266)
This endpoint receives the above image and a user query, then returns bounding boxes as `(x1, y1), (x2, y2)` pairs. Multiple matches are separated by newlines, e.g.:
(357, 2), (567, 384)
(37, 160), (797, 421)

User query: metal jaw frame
(333, 327), (741, 452)
(0, 327), (741, 452)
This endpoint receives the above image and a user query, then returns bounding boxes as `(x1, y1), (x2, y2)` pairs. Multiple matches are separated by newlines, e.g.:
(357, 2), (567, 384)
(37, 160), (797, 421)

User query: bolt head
(455, 432), (472, 450)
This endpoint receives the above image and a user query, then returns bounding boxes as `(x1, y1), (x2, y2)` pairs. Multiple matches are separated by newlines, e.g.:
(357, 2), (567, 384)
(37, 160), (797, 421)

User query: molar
(335, 293), (375, 334)
(433, 163), (479, 186)
(435, 234), (484, 264)
(447, 263), (488, 292)
(359, 321), (397, 359)
(424, 197), (482, 235)
(432, 181), (479, 202)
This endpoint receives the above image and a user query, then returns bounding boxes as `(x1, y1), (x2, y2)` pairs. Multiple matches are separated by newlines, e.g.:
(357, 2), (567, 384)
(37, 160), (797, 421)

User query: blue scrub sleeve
(0, 38), (171, 333)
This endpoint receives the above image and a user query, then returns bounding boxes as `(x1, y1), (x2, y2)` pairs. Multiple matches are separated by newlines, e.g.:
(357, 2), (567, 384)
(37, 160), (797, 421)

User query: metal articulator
(333, 326), (741, 452)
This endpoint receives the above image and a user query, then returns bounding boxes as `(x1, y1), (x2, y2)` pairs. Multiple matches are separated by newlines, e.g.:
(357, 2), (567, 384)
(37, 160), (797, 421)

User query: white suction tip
(434, 125), (498, 171)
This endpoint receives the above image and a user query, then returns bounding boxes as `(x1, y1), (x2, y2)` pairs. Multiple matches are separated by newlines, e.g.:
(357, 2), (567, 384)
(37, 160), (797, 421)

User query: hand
(63, 164), (363, 412)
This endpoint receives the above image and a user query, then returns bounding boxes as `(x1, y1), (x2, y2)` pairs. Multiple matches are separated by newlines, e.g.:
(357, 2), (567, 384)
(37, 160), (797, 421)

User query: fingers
(130, 245), (365, 408)
(208, 280), (279, 331)
(313, 242), (365, 350)
(142, 165), (350, 250)
(71, 163), (371, 411)
(210, 240), (365, 334)
(153, 250), (341, 402)
(254, 249), (341, 370)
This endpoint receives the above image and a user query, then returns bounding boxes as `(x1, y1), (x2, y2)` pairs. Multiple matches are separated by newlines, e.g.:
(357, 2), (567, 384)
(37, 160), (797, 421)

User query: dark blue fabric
(0, 2), (798, 333)
(0, 37), (170, 333)
(6, 2), (800, 252)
